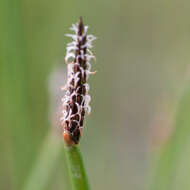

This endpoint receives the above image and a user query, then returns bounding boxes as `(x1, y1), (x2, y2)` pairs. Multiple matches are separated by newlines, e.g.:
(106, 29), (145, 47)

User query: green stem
(64, 145), (90, 190)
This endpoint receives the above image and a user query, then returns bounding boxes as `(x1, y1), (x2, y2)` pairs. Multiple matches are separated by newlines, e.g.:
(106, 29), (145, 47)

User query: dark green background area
(1, 0), (190, 190)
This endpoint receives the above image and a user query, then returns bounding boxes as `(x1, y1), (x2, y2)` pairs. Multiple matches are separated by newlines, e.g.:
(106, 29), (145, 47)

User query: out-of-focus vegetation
(150, 85), (190, 190)
(1, 0), (190, 190)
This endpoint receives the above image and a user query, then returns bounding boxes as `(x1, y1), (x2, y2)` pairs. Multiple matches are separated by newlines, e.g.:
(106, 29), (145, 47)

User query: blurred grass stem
(22, 132), (64, 190)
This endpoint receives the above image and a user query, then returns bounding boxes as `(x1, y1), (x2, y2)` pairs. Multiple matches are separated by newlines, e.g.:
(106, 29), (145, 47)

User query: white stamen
(65, 34), (78, 41)
(65, 53), (75, 62)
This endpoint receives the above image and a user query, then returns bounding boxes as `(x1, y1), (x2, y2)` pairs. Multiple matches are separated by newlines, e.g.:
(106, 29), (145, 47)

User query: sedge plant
(60, 17), (96, 190)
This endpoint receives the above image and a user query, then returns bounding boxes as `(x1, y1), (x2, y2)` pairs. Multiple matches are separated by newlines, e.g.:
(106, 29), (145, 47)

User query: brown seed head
(61, 18), (96, 145)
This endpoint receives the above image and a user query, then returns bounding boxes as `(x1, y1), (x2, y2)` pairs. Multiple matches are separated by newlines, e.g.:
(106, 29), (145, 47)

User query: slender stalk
(64, 144), (90, 190)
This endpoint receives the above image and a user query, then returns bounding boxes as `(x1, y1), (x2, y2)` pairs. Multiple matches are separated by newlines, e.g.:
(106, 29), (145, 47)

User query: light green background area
(1, 0), (190, 190)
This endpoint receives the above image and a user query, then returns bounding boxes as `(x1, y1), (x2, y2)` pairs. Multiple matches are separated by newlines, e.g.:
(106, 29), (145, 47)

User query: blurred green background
(1, 0), (190, 190)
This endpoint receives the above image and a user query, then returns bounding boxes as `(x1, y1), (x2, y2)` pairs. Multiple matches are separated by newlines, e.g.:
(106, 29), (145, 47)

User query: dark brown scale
(65, 120), (69, 128)
(70, 78), (75, 86)
(81, 108), (85, 117)
(76, 94), (83, 104)
(69, 86), (74, 94)
(78, 17), (84, 36)
(69, 121), (78, 133)
(71, 114), (80, 121)
(71, 128), (81, 144)
(73, 64), (80, 73)
(80, 118), (84, 126)
(76, 78), (81, 87)
(82, 44), (87, 61)
(65, 125), (70, 131)
(82, 85), (86, 95)
(70, 102), (78, 114)
(83, 72), (86, 82)
(76, 86), (82, 94)
(78, 73), (82, 80)
(78, 57), (82, 64)
(65, 124), (70, 132)
(72, 94), (76, 102)
(76, 49), (80, 54)
(81, 77), (85, 84)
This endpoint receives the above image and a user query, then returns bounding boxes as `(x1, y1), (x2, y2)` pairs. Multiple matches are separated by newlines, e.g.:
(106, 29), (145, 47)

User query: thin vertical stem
(64, 145), (90, 190)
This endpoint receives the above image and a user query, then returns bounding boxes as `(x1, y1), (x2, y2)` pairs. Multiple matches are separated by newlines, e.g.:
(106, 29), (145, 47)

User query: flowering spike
(61, 18), (96, 145)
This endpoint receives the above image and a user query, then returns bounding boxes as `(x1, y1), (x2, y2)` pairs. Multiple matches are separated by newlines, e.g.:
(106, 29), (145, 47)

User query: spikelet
(61, 17), (96, 145)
